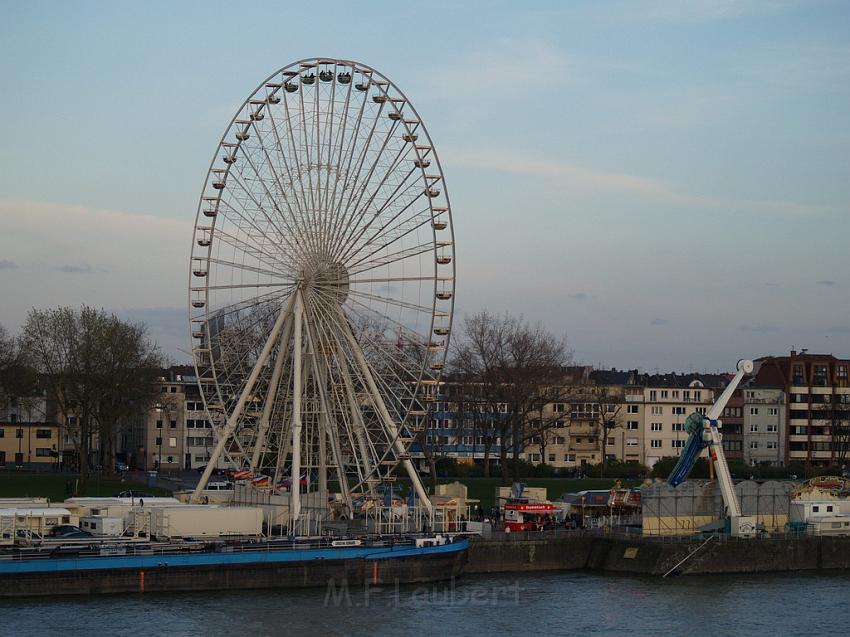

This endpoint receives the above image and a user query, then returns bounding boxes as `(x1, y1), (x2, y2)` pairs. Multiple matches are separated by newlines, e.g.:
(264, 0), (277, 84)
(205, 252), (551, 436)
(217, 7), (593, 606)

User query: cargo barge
(0, 536), (469, 597)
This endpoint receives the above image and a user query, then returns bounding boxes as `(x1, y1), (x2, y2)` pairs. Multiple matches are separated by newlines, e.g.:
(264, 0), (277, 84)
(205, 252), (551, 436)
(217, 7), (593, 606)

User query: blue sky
(0, 0), (848, 371)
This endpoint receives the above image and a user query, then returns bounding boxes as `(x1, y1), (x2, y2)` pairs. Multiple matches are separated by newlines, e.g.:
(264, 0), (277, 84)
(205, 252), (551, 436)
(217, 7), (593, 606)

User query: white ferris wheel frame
(186, 58), (456, 520)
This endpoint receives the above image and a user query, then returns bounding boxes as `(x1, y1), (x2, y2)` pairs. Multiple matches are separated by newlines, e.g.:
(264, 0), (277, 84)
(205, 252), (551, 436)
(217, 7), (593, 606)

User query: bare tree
(452, 311), (573, 484)
(829, 393), (850, 465)
(20, 306), (163, 487)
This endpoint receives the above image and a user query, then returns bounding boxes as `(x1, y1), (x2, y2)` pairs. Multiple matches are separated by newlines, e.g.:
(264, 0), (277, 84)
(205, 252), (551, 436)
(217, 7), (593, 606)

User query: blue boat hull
(0, 539), (469, 597)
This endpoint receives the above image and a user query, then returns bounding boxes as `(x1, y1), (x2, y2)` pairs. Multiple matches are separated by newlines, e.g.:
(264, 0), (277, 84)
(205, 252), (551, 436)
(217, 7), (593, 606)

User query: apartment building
(753, 351), (850, 466)
(0, 391), (60, 470)
(133, 366), (214, 471)
(742, 386), (785, 465)
(639, 377), (718, 469)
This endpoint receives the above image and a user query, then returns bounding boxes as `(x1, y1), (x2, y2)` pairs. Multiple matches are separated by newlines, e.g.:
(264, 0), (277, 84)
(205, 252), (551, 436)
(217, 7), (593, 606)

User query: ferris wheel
(188, 58), (455, 518)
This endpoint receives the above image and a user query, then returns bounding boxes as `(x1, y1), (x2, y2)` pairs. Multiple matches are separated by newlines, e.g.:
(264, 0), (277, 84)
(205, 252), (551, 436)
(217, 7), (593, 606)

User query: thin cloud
(650, 318), (668, 326)
(445, 148), (831, 218)
(0, 260), (18, 270)
(825, 326), (850, 334)
(54, 264), (95, 274)
(569, 292), (591, 300)
(610, 0), (803, 22)
(739, 324), (779, 333)
(816, 280), (838, 287)
(422, 38), (571, 100)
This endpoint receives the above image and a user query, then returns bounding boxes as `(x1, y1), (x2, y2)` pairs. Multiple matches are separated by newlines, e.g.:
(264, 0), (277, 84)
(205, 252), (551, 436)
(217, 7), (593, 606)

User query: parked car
(117, 490), (153, 499)
(115, 462), (129, 472)
(196, 465), (225, 476)
(48, 525), (92, 538)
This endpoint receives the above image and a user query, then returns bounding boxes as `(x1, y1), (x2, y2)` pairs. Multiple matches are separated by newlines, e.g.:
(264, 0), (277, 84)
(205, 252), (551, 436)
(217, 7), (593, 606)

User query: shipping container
(150, 505), (263, 539)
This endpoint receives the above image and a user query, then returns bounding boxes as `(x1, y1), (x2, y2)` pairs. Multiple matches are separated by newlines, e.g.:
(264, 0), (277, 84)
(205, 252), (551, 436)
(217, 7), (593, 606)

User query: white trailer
(79, 516), (124, 536)
(150, 505), (263, 539)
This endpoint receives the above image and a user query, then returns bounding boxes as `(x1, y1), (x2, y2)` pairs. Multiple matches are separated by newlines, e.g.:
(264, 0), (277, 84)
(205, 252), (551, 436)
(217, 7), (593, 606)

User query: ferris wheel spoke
(335, 168), (428, 264)
(224, 169), (302, 256)
(194, 287), (291, 323)
(233, 133), (310, 263)
(326, 102), (393, 255)
(207, 226), (296, 278)
(259, 98), (316, 250)
(345, 239), (435, 276)
(308, 294), (413, 446)
(201, 281), (294, 291)
(214, 194), (305, 270)
(323, 86), (376, 255)
(207, 256), (296, 281)
(345, 288), (435, 317)
(347, 201), (435, 266)
(331, 118), (407, 259)
(330, 134), (415, 258)
(279, 85), (322, 255)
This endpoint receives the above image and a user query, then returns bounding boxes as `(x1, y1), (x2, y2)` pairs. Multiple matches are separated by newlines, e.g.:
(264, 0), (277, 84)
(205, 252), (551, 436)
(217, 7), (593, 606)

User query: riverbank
(467, 531), (850, 576)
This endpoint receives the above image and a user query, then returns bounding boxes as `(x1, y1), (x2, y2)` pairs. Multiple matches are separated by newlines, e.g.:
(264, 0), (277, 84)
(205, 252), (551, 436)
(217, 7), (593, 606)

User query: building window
(651, 406), (663, 415)
(650, 440), (662, 449)
(565, 454), (575, 462)
(651, 423), (662, 432)
(607, 437), (615, 445)
(627, 405), (639, 414)
(16, 428), (23, 439)
(156, 420), (163, 429)
(35, 429), (52, 439)
(627, 421), (639, 430)
(750, 441), (758, 449)
(766, 424), (778, 433)
(767, 441), (778, 449)
(36, 448), (52, 457)
(672, 440), (685, 448)
(750, 424), (758, 433)
(170, 420), (177, 429)
(661, 390), (668, 399)
(0, 429), (4, 438)
(750, 407), (759, 415)
(626, 438), (638, 446)
(672, 407), (686, 415)
(548, 454), (556, 463)
(155, 437), (162, 446)
(650, 391), (657, 401)
(672, 423), (684, 431)
(768, 408), (778, 416)
(552, 403), (565, 413)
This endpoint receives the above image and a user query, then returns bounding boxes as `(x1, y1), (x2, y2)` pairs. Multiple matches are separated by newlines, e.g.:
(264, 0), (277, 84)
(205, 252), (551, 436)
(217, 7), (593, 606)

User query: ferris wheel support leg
(302, 296), (353, 510)
(340, 316), (433, 517)
(290, 289), (305, 529)
(337, 343), (375, 482)
(250, 312), (294, 473)
(191, 294), (295, 503)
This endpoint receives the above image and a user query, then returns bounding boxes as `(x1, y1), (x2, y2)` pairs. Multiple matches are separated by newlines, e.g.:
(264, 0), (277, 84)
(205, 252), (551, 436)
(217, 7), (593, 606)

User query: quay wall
(467, 532), (850, 576)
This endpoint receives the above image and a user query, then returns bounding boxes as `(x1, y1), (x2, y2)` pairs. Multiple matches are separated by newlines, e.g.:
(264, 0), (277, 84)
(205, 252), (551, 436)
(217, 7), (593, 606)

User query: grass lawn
(0, 472), (171, 502)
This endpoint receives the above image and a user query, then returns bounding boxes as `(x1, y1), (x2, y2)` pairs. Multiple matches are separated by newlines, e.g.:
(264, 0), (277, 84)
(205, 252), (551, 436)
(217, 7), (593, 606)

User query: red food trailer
(503, 502), (558, 532)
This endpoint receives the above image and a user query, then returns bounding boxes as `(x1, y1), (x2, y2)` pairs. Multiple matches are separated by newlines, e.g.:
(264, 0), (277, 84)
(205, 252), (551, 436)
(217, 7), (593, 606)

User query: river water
(4, 571), (850, 636)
